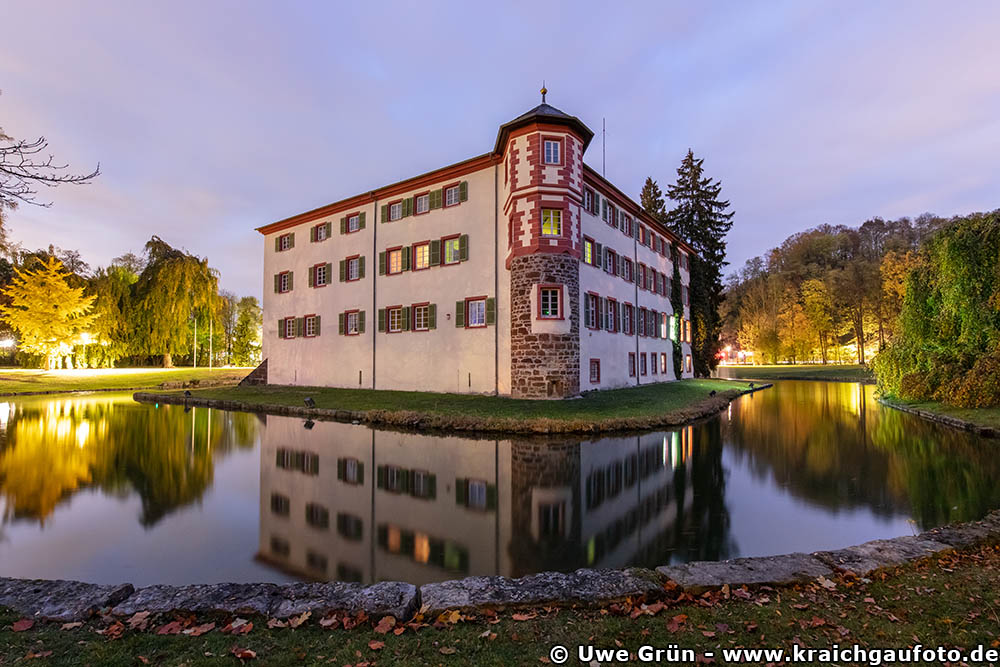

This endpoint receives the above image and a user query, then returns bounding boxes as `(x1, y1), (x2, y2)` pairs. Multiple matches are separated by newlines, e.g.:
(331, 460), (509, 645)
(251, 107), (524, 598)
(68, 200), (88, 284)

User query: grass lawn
(182, 378), (749, 422)
(0, 367), (251, 395)
(718, 363), (873, 383)
(2, 544), (998, 665)
(885, 396), (1000, 431)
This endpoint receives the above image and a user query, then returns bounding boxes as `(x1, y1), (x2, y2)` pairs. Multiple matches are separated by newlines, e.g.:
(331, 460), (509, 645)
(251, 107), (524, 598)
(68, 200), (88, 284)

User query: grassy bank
(2, 544), (998, 666)
(0, 368), (250, 395)
(145, 379), (755, 433)
(719, 363), (873, 383)
(881, 395), (1000, 433)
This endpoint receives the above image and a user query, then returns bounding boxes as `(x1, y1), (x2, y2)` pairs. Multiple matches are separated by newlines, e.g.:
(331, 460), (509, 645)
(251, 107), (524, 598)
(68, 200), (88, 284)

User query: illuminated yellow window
(541, 209), (561, 236)
(414, 534), (430, 563)
(583, 238), (593, 264)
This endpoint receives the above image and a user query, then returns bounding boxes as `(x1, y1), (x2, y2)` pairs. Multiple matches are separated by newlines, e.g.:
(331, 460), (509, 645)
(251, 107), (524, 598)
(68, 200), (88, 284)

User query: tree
(662, 150), (734, 373)
(219, 291), (239, 365)
(89, 264), (139, 367)
(639, 177), (667, 223)
(131, 236), (219, 367)
(801, 279), (835, 363)
(0, 256), (97, 368)
(232, 297), (262, 367)
(111, 252), (146, 275)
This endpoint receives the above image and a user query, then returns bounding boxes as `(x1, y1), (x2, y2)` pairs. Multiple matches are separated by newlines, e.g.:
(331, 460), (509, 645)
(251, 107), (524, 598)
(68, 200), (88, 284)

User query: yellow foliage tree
(0, 256), (97, 368)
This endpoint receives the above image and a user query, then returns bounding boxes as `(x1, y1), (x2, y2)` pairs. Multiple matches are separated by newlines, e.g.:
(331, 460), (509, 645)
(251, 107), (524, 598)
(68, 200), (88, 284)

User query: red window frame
(661, 352), (668, 374)
(638, 264), (647, 290)
(628, 352), (636, 377)
(344, 255), (362, 283)
(385, 305), (404, 333)
(278, 270), (291, 293)
(311, 222), (329, 242)
(537, 284), (564, 320)
(283, 316), (296, 339)
(465, 296), (488, 329)
(312, 262), (330, 288)
(387, 199), (405, 222)
(686, 355), (692, 373)
(411, 301), (431, 332)
(605, 248), (617, 275)
(621, 216), (631, 237)
(303, 313), (318, 338)
(623, 303), (634, 336)
(583, 236), (596, 266)
(343, 309), (361, 336)
(606, 298), (618, 333)
(345, 210), (363, 233)
(413, 191), (431, 216)
(541, 135), (565, 166)
(441, 234), (461, 266)
(651, 352), (658, 375)
(589, 358), (601, 384)
(386, 246), (404, 275)
(623, 259), (633, 283)
(277, 233), (293, 251)
(638, 308), (647, 337)
(640, 353), (648, 376)
(584, 188), (596, 215)
(411, 241), (431, 271)
(540, 204), (567, 238)
(442, 181), (462, 208)
(585, 292), (599, 330)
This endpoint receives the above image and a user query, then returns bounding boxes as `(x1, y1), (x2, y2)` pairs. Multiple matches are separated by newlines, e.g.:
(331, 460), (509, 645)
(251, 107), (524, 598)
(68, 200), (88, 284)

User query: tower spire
(540, 81), (547, 104)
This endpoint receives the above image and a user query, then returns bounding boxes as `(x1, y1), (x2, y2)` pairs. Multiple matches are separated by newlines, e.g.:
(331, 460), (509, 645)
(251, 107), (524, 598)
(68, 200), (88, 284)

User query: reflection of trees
(677, 420), (733, 561)
(725, 382), (1000, 529)
(0, 396), (258, 526)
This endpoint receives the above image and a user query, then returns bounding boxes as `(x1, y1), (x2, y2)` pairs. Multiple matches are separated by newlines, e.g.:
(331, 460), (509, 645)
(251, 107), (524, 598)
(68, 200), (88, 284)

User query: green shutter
(337, 459), (345, 480)
(381, 204), (389, 223)
(459, 181), (468, 202)
(326, 262), (333, 282)
(295, 317), (304, 337)
(310, 226), (316, 242)
(273, 274), (280, 293)
(400, 469), (411, 493)
(274, 237), (281, 252)
(308, 265), (315, 287)
(339, 260), (346, 282)
(430, 189), (442, 209)
(277, 318), (284, 338)
(314, 315), (321, 336)
(459, 234), (468, 261)
(377, 465), (386, 489)
(378, 309), (386, 332)
(429, 239), (441, 266)
(486, 297), (496, 325)
(357, 462), (364, 483)
(486, 484), (497, 510)
(379, 251), (386, 275)
(455, 301), (465, 327)
(428, 303), (437, 329)
(428, 475), (437, 499)
(340, 217), (347, 234)
(359, 212), (366, 229)
(401, 246), (411, 271)
(456, 478), (469, 506)
(358, 311), (365, 333)
(324, 221), (332, 238)
(402, 197), (413, 217)
(402, 306), (411, 331)
(338, 312), (345, 335)
(594, 242), (603, 266)
(288, 233), (295, 248)
(357, 257), (364, 278)
(287, 272), (293, 291)
(601, 198), (607, 220)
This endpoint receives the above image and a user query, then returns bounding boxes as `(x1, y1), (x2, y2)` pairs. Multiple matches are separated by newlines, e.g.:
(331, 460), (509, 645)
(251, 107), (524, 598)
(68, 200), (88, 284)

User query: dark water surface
(1, 382), (997, 586)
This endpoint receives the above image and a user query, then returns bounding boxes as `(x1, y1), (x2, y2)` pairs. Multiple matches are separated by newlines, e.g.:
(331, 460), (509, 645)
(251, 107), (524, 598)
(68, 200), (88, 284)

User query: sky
(1, 1), (998, 298)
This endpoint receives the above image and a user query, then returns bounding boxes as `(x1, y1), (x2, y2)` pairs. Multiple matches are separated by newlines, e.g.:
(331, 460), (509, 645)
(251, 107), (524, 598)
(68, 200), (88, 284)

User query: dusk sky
(2, 1), (998, 299)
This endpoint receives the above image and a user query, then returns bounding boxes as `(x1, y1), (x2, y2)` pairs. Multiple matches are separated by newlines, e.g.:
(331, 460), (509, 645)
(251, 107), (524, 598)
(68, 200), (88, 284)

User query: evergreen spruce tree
(639, 177), (667, 224)
(664, 150), (734, 375)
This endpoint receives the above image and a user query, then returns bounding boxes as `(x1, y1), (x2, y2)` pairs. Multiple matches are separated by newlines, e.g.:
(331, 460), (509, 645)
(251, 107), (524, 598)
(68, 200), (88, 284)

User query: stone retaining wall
(877, 397), (1000, 439)
(4, 510), (998, 623)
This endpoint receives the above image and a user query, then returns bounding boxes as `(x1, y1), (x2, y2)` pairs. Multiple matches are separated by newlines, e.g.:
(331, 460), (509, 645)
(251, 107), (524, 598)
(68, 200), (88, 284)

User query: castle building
(257, 93), (695, 398)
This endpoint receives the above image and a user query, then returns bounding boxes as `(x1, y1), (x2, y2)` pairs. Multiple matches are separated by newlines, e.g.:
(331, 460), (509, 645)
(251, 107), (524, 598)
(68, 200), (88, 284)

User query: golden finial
(541, 82), (547, 103)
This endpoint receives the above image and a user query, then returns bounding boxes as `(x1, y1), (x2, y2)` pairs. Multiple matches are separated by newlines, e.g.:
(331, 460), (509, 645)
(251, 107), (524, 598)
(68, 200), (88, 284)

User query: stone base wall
(509, 254), (580, 398)
(239, 359), (268, 387)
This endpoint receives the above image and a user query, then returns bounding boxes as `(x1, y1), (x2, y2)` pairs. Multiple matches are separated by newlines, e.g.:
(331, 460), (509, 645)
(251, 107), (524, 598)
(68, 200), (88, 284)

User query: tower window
(543, 139), (561, 165)
(541, 209), (562, 236)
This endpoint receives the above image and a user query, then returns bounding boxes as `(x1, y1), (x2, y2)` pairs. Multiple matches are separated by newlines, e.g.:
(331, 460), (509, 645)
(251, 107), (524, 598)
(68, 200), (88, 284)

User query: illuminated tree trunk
(162, 352), (172, 368)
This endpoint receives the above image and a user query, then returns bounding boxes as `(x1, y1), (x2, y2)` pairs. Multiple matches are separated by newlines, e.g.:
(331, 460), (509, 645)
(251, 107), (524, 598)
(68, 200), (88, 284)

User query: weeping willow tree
(132, 236), (219, 367)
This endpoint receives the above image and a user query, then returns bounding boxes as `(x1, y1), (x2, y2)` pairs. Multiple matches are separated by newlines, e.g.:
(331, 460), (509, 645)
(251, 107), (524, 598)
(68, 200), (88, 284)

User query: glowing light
(0, 339), (14, 349)
(75, 421), (90, 448)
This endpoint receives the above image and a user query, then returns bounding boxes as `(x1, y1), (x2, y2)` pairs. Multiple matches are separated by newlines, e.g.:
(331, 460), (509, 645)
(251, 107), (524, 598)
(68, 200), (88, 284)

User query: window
(278, 234), (293, 251)
(538, 502), (566, 539)
(651, 353), (658, 375)
(443, 236), (462, 264)
(468, 480), (488, 509)
(412, 470), (435, 499)
(467, 298), (486, 327)
(589, 359), (601, 383)
(683, 285), (689, 305)
(412, 243), (430, 270)
(647, 268), (655, 291)
(639, 226), (646, 245)
(585, 293), (598, 329)
(661, 313), (668, 339)
(638, 308), (646, 337)
(652, 271), (660, 295)
(305, 503), (330, 530)
(686, 319), (692, 343)
(541, 208), (561, 236)
(314, 224), (328, 242)
(278, 272), (291, 293)
(623, 259), (633, 283)
(445, 185), (461, 207)
(314, 263), (329, 286)
(661, 352), (668, 374)
(539, 286), (561, 319)
(388, 248), (403, 274)
(584, 189), (595, 214)
(304, 315), (318, 337)
(337, 513), (364, 540)
(345, 311), (359, 335)
(638, 264), (646, 290)
(583, 237), (594, 265)
(387, 306), (403, 333)
(623, 304), (634, 335)
(605, 248), (616, 274)
(413, 303), (430, 331)
(620, 215), (631, 237)
(306, 551), (328, 574)
(389, 202), (402, 221)
(284, 317), (296, 338)
(341, 458), (362, 484)
(607, 299), (618, 333)
(270, 493), (290, 517)
(641, 353), (648, 376)
(686, 355), (693, 373)
(543, 139), (561, 164)
(270, 536), (290, 557)
(628, 352), (636, 377)
(346, 257), (359, 281)
(348, 214), (360, 232)
(415, 193), (430, 214)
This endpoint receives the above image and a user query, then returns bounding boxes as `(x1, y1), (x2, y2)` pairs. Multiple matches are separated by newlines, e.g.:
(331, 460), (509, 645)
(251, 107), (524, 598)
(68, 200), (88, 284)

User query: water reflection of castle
(257, 416), (730, 585)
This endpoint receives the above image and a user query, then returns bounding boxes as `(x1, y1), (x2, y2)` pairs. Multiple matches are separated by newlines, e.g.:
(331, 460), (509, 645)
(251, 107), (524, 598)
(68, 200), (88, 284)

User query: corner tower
(496, 92), (594, 398)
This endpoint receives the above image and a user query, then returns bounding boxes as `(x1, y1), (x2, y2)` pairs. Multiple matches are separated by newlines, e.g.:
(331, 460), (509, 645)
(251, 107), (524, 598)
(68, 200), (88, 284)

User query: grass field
(1, 544), (998, 666)
(885, 396), (1000, 431)
(0, 367), (250, 395)
(718, 363), (874, 383)
(182, 378), (749, 423)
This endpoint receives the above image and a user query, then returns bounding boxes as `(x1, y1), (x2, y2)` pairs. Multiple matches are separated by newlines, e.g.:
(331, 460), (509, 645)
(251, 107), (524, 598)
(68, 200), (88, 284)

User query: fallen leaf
(809, 616), (827, 628)
(157, 620), (184, 635)
(287, 611), (311, 628)
(128, 611), (151, 631)
(222, 618), (253, 635)
(138, 657), (150, 665)
(440, 647), (457, 655)
(184, 622), (216, 637)
(60, 621), (83, 631)
(26, 650), (53, 659)
(393, 626), (406, 636)
(702, 630), (716, 637)
(480, 629), (497, 640)
(792, 603), (810, 610)
(512, 612), (537, 621)
(231, 647), (257, 660)
(816, 576), (837, 590)
(100, 621), (126, 640)
(368, 640), (385, 651)
(12, 619), (34, 632)
(267, 618), (288, 629)
(374, 616), (396, 634)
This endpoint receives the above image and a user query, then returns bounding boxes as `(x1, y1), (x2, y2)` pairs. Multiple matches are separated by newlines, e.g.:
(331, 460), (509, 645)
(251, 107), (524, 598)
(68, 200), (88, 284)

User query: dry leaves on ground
(11, 619), (34, 632)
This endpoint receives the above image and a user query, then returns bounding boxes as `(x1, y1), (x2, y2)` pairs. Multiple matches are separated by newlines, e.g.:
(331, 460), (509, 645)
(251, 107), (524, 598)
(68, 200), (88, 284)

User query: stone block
(813, 536), (952, 575)
(0, 578), (134, 621)
(656, 554), (832, 594)
(112, 583), (281, 617)
(271, 581), (418, 620)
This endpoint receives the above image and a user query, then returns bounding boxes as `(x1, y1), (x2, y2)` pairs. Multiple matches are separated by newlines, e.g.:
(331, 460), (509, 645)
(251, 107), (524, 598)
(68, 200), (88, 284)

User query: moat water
(0, 381), (997, 587)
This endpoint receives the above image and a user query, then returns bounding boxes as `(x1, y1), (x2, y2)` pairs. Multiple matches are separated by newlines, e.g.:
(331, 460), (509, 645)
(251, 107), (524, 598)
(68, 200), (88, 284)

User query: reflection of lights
(0, 339), (14, 349)
(0, 402), (9, 429)
(75, 421), (90, 448)
(414, 534), (430, 563)
(387, 527), (401, 553)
